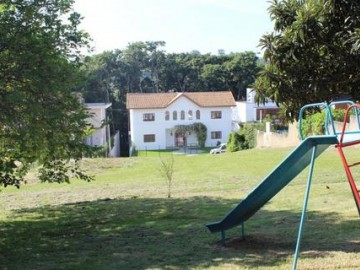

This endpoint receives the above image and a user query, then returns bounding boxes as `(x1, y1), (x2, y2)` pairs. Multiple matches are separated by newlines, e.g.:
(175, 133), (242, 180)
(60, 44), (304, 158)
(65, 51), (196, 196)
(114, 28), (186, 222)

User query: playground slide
(206, 135), (338, 233)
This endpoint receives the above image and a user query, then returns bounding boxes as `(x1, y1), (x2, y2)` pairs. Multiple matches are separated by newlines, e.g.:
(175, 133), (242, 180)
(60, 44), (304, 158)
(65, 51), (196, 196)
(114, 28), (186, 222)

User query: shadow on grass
(0, 196), (359, 270)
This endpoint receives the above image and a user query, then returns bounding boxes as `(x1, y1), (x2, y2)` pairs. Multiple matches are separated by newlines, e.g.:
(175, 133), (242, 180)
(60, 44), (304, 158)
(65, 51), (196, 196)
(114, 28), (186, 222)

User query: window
(144, 134), (155, 142)
(181, 110), (185, 120)
(211, 111), (222, 119)
(196, 110), (200, 120)
(143, 113), (155, 121)
(173, 111), (177, 120)
(165, 111), (170, 121)
(188, 110), (193, 120)
(211, 131), (222, 139)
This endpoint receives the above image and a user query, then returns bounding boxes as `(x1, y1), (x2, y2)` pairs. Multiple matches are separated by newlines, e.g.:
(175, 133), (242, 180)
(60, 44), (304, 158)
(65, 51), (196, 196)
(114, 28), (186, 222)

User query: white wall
(246, 88), (277, 107)
(109, 131), (120, 157)
(86, 128), (106, 147)
(236, 89), (279, 122)
(236, 102), (255, 122)
(87, 108), (103, 128)
(85, 106), (109, 148)
(129, 96), (234, 150)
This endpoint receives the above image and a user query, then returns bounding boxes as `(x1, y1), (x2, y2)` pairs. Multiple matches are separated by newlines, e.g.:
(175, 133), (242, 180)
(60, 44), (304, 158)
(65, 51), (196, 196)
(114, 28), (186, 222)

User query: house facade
(84, 103), (112, 148)
(235, 88), (280, 122)
(127, 91), (236, 151)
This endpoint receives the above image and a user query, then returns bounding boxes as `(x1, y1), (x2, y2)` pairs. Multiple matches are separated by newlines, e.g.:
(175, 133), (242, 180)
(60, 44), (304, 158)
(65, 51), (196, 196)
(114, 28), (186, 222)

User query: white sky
(73, 0), (274, 55)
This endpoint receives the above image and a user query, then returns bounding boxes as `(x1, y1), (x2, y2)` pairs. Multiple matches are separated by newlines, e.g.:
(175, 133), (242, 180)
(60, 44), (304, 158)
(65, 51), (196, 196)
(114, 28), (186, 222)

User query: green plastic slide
(206, 135), (338, 233)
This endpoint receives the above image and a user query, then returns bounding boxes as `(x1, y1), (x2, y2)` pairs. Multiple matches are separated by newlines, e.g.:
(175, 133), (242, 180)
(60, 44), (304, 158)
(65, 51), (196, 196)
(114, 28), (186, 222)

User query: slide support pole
(241, 222), (245, 240)
(221, 230), (226, 246)
(292, 145), (317, 270)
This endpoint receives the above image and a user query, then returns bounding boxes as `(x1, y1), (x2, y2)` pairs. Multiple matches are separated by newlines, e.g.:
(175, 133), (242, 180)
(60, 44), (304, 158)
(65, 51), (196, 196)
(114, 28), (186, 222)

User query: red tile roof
(126, 91), (236, 109)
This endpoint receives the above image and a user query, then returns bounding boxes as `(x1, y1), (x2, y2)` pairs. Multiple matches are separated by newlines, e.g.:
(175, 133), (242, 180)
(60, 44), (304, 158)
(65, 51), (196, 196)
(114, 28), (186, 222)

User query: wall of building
(86, 107), (106, 147)
(109, 131), (120, 157)
(86, 128), (107, 147)
(235, 88), (279, 122)
(87, 108), (103, 128)
(235, 101), (255, 122)
(85, 105), (111, 149)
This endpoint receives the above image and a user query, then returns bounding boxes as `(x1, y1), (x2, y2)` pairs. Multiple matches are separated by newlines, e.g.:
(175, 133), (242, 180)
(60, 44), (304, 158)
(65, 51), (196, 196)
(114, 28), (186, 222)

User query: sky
(73, 0), (274, 55)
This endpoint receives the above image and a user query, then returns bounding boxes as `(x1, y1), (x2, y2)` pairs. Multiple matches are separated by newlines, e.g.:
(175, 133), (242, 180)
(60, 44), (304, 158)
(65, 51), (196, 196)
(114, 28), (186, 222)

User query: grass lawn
(0, 146), (360, 269)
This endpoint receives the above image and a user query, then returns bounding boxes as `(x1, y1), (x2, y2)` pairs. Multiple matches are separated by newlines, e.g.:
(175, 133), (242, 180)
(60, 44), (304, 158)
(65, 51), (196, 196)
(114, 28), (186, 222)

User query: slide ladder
(334, 103), (360, 215)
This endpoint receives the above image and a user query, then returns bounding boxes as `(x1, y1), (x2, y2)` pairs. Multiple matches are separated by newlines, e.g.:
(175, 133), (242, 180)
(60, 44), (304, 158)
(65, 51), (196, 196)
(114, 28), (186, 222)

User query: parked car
(210, 143), (227, 154)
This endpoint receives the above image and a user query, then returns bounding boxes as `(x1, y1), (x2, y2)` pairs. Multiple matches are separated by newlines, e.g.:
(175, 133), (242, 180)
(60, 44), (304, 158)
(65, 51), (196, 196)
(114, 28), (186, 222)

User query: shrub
(192, 122), (207, 148)
(83, 145), (108, 158)
(227, 124), (256, 152)
(301, 108), (346, 138)
(227, 132), (245, 152)
(242, 124), (256, 149)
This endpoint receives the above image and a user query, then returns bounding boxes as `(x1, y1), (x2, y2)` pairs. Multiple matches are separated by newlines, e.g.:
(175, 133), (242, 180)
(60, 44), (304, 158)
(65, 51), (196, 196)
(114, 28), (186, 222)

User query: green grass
(0, 146), (360, 269)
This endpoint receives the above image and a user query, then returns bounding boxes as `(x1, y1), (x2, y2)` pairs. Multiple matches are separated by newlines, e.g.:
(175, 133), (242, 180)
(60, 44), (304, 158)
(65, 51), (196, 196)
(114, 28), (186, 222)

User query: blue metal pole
(292, 145), (317, 270)
(221, 230), (226, 246)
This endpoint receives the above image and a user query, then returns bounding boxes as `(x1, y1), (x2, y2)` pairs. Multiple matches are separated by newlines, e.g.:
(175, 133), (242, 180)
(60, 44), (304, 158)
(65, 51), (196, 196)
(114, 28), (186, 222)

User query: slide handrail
(338, 103), (360, 144)
(298, 100), (358, 141)
(298, 102), (333, 140)
(326, 100), (357, 136)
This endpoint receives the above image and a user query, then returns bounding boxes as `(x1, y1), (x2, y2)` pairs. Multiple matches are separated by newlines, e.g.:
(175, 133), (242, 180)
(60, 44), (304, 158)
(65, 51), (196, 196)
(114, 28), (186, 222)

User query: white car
(210, 143), (227, 154)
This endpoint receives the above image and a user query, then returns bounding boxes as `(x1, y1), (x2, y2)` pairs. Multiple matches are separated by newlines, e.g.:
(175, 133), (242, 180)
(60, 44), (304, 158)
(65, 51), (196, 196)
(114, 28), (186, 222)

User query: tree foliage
(300, 108), (346, 137)
(0, 0), (92, 187)
(227, 124), (256, 152)
(174, 122), (207, 148)
(80, 45), (261, 100)
(227, 132), (246, 152)
(254, 0), (360, 120)
(192, 122), (207, 148)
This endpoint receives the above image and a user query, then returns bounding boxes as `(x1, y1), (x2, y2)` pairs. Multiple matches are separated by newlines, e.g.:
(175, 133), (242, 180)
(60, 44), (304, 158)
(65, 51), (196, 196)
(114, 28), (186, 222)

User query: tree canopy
(80, 42), (261, 101)
(0, 0), (91, 187)
(254, 0), (360, 120)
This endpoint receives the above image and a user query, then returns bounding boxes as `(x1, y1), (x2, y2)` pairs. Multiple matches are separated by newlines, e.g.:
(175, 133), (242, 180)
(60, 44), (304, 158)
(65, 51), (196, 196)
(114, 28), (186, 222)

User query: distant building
(218, 49), (225, 55)
(234, 88), (280, 122)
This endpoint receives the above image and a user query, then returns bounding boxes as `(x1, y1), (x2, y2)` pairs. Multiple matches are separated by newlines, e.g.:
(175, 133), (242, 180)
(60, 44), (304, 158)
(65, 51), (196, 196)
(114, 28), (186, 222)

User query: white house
(84, 103), (112, 148)
(126, 91), (236, 151)
(235, 88), (280, 122)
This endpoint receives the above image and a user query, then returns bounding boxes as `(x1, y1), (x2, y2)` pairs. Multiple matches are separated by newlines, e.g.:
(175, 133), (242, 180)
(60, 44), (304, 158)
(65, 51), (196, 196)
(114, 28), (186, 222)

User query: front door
(175, 132), (186, 147)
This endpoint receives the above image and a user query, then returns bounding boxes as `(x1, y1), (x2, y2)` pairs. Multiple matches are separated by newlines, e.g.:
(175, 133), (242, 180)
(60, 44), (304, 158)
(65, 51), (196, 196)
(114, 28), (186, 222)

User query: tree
(254, 0), (360, 121)
(224, 52), (260, 100)
(200, 64), (226, 91)
(161, 53), (196, 92)
(158, 155), (175, 198)
(146, 41), (166, 92)
(0, 0), (92, 187)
